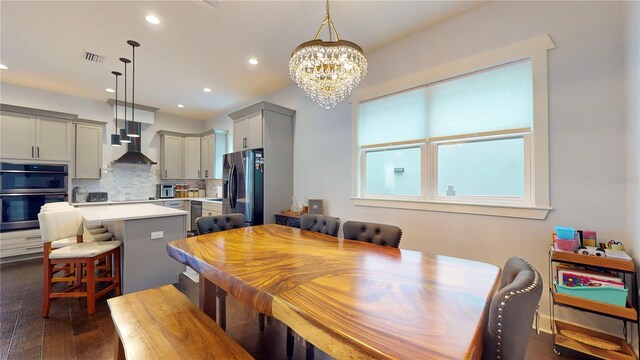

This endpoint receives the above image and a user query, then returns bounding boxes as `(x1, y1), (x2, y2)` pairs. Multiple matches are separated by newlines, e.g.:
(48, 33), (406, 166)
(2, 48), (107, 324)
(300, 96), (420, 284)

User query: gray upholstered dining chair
(195, 213), (245, 235)
(342, 220), (403, 248)
(482, 257), (543, 360)
(194, 213), (244, 331)
(300, 214), (340, 237)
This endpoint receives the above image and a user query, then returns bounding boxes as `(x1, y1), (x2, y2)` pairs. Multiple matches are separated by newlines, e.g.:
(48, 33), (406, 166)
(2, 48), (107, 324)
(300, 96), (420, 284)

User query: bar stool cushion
(51, 232), (114, 249)
(87, 227), (107, 234)
(49, 240), (123, 259)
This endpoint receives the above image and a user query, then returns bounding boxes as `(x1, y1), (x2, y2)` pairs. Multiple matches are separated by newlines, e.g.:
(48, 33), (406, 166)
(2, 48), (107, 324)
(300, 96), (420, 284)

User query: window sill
(351, 197), (551, 220)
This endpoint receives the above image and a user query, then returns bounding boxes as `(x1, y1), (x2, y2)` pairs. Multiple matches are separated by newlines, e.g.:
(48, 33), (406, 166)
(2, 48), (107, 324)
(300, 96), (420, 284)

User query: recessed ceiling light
(203, 87), (212, 93)
(0, 64), (7, 70)
(248, 58), (259, 65)
(145, 15), (160, 25)
(177, 104), (184, 108)
(105, 88), (115, 93)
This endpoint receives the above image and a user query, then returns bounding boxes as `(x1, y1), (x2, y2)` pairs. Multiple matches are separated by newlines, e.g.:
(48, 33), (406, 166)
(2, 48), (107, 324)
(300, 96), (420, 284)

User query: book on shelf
(556, 265), (625, 289)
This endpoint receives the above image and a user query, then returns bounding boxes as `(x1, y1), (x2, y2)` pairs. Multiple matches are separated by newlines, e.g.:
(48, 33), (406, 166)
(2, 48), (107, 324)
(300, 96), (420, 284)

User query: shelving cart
(549, 248), (638, 359)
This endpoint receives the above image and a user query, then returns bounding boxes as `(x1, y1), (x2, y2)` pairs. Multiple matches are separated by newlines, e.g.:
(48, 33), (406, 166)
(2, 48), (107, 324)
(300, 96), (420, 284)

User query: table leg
(286, 326), (294, 360)
(258, 313), (266, 332)
(199, 274), (217, 321)
(217, 287), (227, 331)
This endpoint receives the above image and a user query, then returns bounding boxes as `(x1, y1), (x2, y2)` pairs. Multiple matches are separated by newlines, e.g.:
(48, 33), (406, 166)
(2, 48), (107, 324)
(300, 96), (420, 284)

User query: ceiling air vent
(193, 0), (220, 10)
(82, 50), (105, 64)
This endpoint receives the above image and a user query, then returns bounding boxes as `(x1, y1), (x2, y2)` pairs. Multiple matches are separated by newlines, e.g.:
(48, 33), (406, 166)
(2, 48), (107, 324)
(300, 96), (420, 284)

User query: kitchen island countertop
(79, 203), (187, 226)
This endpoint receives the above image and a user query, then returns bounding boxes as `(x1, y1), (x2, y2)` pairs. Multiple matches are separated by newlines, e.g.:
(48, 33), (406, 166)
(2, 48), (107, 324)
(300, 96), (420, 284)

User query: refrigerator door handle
(230, 164), (237, 209)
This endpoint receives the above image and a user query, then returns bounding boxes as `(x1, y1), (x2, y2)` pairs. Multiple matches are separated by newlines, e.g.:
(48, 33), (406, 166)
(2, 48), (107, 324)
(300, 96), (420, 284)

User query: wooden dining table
(166, 224), (501, 359)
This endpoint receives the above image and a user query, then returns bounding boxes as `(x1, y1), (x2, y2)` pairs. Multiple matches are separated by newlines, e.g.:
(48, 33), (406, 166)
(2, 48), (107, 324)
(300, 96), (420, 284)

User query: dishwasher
(190, 201), (202, 232)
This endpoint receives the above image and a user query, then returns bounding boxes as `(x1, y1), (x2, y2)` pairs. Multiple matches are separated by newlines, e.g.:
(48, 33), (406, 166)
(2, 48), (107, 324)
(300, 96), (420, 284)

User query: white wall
(209, 1), (633, 333)
(625, 0), (640, 351)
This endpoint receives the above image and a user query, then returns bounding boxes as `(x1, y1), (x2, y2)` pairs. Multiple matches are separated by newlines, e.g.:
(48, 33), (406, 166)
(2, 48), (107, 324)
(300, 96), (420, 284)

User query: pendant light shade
(119, 57), (132, 143)
(110, 71), (122, 146)
(289, 0), (367, 109)
(126, 40), (141, 138)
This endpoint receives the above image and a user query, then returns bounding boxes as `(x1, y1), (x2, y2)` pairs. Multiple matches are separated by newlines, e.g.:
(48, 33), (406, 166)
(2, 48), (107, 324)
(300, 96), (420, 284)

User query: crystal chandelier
(289, 0), (367, 109)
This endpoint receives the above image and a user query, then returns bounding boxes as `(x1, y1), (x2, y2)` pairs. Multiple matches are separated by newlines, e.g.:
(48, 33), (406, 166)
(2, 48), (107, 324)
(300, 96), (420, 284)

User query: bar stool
(39, 208), (122, 317)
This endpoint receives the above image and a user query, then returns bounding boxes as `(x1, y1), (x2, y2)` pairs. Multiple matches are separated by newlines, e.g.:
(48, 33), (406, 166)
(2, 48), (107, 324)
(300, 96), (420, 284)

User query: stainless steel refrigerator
(222, 149), (264, 226)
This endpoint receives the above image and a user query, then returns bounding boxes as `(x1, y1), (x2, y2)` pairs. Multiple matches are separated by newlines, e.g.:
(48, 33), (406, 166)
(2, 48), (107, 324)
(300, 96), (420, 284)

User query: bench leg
(286, 326), (294, 360)
(114, 337), (125, 360)
(199, 275), (217, 322)
(216, 287), (227, 331)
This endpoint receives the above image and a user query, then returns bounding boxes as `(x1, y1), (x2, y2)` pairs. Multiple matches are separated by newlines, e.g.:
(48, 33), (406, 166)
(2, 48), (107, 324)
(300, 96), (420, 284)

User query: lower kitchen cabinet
(203, 202), (222, 217)
(0, 229), (43, 260)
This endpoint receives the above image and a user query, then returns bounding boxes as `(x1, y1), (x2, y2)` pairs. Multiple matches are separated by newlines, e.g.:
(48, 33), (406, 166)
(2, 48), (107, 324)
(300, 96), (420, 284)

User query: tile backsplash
(72, 163), (223, 201)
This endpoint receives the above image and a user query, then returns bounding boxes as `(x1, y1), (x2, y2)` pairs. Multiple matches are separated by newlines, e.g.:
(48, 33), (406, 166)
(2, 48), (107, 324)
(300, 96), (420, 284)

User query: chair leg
(258, 313), (265, 332)
(306, 341), (315, 360)
(216, 287), (227, 331)
(286, 326), (294, 360)
(86, 259), (96, 315)
(42, 257), (53, 318)
(113, 247), (121, 296)
(114, 336), (125, 360)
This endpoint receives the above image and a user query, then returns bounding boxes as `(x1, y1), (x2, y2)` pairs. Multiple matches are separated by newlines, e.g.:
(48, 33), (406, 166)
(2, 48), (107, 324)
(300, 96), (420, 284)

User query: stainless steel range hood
(114, 130), (156, 165)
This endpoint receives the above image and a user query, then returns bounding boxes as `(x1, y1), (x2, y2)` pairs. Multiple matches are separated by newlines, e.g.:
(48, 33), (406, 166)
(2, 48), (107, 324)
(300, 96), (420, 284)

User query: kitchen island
(79, 203), (187, 294)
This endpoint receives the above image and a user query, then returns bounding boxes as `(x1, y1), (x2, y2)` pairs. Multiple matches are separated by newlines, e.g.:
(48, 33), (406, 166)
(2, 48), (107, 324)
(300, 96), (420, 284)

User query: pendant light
(119, 57), (131, 143)
(126, 40), (141, 138)
(289, 0), (367, 109)
(110, 71), (122, 146)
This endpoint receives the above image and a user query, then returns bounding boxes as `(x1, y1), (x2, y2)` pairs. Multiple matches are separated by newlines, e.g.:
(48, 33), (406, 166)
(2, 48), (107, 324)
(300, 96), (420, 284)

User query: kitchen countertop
(79, 203), (187, 225)
(72, 197), (223, 206)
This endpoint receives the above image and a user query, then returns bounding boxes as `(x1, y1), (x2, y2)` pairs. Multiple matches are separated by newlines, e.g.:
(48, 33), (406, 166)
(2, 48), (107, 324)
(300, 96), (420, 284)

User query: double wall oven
(0, 163), (68, 232)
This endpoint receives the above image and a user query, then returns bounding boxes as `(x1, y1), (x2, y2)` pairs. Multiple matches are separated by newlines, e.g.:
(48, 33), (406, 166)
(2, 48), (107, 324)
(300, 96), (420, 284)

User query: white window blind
(427, 60), (533, 138)
(359, 87), (428, 146)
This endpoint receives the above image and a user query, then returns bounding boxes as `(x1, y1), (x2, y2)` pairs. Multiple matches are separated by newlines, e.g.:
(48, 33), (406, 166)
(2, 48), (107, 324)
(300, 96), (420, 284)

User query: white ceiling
(0, 1), (483, 120)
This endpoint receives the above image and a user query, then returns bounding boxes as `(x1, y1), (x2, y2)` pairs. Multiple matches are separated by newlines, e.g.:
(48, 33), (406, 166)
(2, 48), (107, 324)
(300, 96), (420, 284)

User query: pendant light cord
(123, 62), (127, 127)
(131, 46), (135, 123)
(114, 74), (118, 130)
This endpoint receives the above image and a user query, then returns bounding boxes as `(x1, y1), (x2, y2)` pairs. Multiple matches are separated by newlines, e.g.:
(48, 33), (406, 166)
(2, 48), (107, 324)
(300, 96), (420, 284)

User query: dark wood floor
(1, 258), (589, 360)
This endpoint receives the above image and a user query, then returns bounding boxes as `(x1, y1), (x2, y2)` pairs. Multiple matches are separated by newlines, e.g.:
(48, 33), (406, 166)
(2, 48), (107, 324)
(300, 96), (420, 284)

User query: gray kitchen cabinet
(200, 133), (214, 179)
(0, 108), (73, 161)
(74, 123), (103, 179)
(160, 134), (184, 179)
(184, 136), (201, 179)
(201, 129), (228, 179)
(232, 112), (262, 151)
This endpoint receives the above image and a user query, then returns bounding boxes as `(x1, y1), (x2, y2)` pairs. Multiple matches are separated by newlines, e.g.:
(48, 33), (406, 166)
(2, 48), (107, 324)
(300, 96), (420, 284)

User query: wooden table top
(167, 224), (501, 359)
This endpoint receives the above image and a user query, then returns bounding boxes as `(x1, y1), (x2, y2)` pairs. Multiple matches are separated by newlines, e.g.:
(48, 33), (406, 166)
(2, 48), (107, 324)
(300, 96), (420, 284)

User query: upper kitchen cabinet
(233, 112), (262, 151)
(229, 102), (295, 153)
(159, 133), (184, 179)
(201, 129), (228, 179)
(74, 122), (103, 179)
(0, 105), (75, 162)
(184, 136), (201, 179)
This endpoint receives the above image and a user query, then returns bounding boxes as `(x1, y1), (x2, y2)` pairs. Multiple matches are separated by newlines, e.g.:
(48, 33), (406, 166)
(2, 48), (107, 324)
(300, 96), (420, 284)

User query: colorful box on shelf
(555, 226), (576, 240)
(554, 281), (628, 307)
(554, 234), (577, 251)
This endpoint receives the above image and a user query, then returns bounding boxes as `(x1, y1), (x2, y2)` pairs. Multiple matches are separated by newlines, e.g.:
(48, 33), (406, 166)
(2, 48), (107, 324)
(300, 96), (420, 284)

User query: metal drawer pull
(25, 236), (42, 240)
(25, 246), (43, 250)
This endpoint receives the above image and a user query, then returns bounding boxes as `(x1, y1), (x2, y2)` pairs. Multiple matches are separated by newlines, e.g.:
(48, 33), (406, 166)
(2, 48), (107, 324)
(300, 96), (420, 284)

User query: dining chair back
(196, 213), (245, 235)
(300, 214), (340, 237)
(482, 257), (542, 360)
(343, 221), (402, 248)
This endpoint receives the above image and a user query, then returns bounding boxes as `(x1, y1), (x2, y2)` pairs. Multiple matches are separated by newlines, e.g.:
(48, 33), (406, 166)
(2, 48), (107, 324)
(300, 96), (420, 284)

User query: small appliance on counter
(72, 186), (87, 203)
(86, 192), (108, 202)
(156, 184), (175, 199)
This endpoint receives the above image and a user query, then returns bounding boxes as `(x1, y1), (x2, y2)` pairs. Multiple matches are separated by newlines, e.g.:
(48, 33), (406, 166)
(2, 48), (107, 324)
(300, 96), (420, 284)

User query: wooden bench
(107, 285), (253, 360)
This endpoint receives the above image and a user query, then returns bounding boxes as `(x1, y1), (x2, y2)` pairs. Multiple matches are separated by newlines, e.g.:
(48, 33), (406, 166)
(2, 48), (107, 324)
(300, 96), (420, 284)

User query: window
(353, 35), (554, 219)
